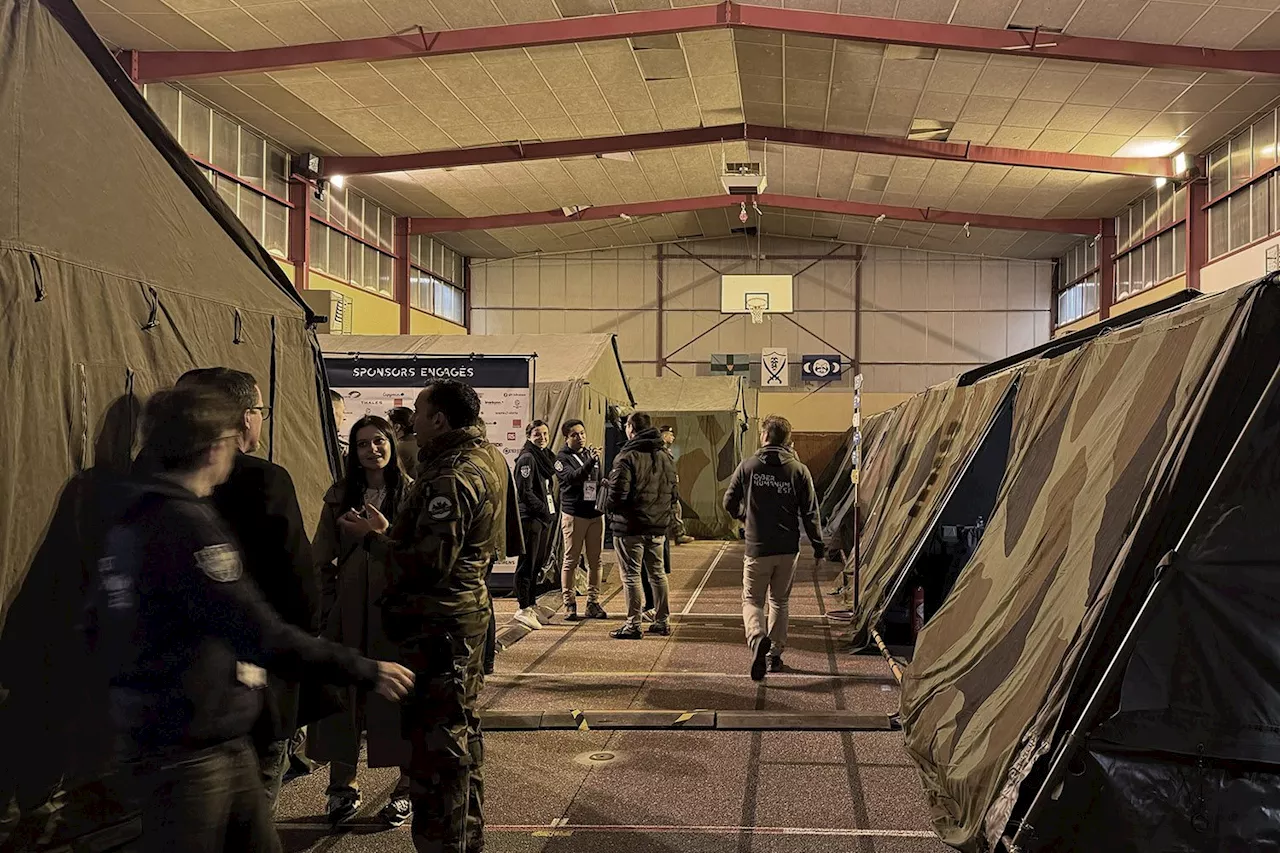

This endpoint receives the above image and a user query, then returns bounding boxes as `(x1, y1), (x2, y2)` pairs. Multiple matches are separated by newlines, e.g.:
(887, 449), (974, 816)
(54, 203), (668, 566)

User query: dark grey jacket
(606, 428), (679, 536)
(723, 445), (822, 558)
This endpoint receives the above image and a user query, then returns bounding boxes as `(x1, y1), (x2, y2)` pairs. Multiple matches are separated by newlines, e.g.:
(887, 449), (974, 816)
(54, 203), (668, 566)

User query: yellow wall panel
(311, 272), (400, 335)
(1053, 312), (1100, 339)
(410, 309), (466, 336)
(1112, 276), (1187, 315)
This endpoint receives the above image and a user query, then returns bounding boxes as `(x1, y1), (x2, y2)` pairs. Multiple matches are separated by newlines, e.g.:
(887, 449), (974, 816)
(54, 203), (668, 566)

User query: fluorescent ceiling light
(330, 174), (345, 188)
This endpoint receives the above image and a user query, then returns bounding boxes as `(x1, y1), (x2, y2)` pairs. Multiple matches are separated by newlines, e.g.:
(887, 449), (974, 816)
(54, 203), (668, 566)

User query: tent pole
(1008, 355), (1280, 852)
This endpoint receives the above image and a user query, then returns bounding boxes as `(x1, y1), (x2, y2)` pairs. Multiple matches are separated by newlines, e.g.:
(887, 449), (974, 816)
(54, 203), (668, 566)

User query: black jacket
(606, 428), (679, 536)
(515, 442), (556, 525)
(555, 445), (603, 519)
(210, 452), (319, 736)
(93, 478), (378, 756)
(723, 445), (822, 558)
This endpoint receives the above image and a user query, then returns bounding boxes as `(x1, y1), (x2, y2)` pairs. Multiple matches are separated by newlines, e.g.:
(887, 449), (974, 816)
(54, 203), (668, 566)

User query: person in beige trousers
(554, 419), (608, 621)
(723, 415), (825, 681)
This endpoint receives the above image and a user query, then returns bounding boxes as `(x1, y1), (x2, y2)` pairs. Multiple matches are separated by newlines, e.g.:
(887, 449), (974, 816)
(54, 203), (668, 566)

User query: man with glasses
(176, 368), (319, 807)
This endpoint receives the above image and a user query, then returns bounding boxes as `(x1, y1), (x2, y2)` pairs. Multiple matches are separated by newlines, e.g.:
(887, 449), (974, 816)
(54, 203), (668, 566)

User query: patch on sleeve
(195, 543), (242, 583)
(519, 464), (531, 478)
(427, 494), (456, 521)
(554, 460), (564, 472)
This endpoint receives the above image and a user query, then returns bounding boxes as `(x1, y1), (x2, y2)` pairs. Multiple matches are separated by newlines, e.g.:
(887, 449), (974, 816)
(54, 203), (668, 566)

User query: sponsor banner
(326, 356), (532, 469)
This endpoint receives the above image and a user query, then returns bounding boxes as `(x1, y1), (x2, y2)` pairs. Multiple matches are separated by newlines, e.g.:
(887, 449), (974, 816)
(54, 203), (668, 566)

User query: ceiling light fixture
(1173, 152), (1190, 175)
(1154, 176), (1169, 189)
(330, 174), (345, 189)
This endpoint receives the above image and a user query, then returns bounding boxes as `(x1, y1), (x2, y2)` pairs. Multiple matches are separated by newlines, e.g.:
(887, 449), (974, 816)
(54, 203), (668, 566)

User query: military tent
(0, 0), (335, 827)
(319, 333), (633, 448)
(628, 376), (754, 539)
(898, 278), (1280, 852)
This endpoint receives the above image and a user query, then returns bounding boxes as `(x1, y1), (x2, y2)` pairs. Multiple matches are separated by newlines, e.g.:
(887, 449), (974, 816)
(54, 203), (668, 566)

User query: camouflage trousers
(401, 626), (488, 853)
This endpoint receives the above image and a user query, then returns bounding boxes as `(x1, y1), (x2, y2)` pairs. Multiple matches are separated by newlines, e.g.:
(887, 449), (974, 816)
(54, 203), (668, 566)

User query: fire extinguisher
(911, 586), (925, 640)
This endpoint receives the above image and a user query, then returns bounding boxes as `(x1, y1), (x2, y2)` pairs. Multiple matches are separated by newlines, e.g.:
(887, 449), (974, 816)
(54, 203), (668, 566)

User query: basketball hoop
(746, 294), (768, 325)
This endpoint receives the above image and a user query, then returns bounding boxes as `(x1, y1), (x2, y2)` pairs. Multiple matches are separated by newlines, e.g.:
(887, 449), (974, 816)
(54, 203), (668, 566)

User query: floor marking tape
(681, 544), (729, 616)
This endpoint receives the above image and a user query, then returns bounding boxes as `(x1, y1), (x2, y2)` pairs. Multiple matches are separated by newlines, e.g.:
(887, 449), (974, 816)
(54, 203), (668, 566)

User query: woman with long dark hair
(310, 415), (413, 829)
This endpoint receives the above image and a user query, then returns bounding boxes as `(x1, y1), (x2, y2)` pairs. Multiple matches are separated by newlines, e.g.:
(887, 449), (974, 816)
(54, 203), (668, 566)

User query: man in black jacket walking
(512, 420), (556, 629)
(92, 385), (413, 853)
(606, 412), (679, 640)
(723, 415), (824, 680)
(176, 367), (320, 806)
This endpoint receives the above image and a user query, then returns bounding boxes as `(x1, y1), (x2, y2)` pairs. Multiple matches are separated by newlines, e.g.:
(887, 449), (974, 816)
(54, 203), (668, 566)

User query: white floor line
(680, 543), (729, 616)
(485, 670), (894, 680)
(278, 822), (935, 838)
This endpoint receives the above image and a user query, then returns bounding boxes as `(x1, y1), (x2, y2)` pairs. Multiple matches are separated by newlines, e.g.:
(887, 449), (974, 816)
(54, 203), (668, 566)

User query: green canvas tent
(897, 279), (1280, 851)
(0, 0), (336, 824)
(628, 376), (754, 540)
(319, 333), (633, 449)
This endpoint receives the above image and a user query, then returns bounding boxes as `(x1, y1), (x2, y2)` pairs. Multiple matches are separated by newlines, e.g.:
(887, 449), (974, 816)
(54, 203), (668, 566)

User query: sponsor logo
(751, 472), (794, 495)
(520, 465), (531, 478)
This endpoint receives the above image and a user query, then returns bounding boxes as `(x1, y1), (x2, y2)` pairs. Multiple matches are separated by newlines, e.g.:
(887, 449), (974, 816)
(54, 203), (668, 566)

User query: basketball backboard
(720, 274), (794, 316)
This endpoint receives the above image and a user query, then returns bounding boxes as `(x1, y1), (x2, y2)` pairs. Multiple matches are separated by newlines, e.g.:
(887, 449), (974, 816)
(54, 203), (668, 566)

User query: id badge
(583, 480), (598, 501)
(547, 491), (556, 514)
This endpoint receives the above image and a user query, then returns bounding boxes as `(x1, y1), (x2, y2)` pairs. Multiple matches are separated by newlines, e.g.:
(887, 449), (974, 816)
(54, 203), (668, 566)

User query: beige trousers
(742, 553), (798, 655)
(560, 513), (603, 605)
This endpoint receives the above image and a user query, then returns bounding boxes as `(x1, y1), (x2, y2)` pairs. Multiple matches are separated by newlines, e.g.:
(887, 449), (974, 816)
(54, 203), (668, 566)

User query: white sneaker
(513, 607), (542, 630)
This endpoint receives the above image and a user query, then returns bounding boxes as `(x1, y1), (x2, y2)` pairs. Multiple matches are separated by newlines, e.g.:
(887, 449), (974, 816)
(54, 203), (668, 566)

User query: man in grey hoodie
(723, 415), (824, 680)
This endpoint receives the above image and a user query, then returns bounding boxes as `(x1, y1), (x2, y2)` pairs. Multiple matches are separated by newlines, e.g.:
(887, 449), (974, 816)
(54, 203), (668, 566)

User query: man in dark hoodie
(93, 385), (414, 852)
(723, 415), (824, 680)
(606, 412), (679, 640)
(512, 420), (557, 629)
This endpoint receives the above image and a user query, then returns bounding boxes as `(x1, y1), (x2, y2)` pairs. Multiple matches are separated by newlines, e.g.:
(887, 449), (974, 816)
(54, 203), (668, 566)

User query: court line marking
(277, 823), (934, 838)
(485, 671), (895, 681)
(681, 543), (729, 616)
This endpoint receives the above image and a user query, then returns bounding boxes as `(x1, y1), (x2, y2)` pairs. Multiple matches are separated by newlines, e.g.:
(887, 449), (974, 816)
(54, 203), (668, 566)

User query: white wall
(469, 237), (1052, 409)
(1200, 235), (1280, 294)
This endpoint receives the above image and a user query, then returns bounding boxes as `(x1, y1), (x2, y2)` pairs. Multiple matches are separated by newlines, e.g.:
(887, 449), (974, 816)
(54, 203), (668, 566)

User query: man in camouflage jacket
(340, 379), (515, 853)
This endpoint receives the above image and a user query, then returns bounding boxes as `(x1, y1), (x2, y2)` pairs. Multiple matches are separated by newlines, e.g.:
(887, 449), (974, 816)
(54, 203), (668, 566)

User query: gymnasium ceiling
(84, 0), (1280, 258)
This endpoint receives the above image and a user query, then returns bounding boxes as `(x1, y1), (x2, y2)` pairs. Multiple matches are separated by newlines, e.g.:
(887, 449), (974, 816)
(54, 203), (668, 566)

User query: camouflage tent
(899, 279), (1280, 851)
(629, 376), (751, 539)
(319, 333), (634, 448)
(847, 371), (1017, 639)
(0, 0), (335, 818)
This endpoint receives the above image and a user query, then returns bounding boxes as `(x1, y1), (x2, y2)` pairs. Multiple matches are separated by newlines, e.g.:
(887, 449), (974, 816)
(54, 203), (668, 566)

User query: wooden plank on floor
(481, 710), (892, 731)
(715, 711), (893, 731)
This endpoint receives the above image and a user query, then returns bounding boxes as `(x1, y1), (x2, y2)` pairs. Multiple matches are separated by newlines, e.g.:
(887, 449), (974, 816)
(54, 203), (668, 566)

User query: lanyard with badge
(577, 453), (599, 502)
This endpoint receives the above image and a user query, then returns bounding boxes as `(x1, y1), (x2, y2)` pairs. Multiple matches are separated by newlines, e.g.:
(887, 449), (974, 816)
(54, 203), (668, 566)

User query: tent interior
(876, 386), (1016, 647)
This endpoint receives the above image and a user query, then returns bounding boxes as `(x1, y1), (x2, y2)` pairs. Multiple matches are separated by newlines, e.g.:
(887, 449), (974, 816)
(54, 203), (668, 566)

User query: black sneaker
(585, 601), (608, 619)
(768, 655), (784, 673)
(326, 792), (361, 826)
(646, 623), (671, 636)
(564, 603), (579, 622)
(379, 796), (411, 828)
(750, 637), (772, 682)
(610, 626), (643, 640)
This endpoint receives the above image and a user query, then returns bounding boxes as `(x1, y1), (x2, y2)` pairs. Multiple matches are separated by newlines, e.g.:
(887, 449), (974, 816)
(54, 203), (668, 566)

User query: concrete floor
(273, 542), (948, 853)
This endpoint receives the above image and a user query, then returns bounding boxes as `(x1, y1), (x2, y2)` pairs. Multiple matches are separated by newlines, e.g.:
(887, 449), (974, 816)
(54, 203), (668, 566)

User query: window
(1173, 223), (1187, 276)
(1253, 179), (1271, 243)
(1254, 112), (1277, 176)
(1209, 143), (1230, 200)
(239, 130), (265, 189)
(212, 112), (239, 172)
(240, 189), (264, 243)
(1209, 201), (1229, 259)
(264, 199), (288, 257)
(179, 93), (211, 162)
(1229, 191), (1251, 252)
(144, 84), (180, 137)
(1231, 129), (1253, 190)
(1056, 276), (1098, 326)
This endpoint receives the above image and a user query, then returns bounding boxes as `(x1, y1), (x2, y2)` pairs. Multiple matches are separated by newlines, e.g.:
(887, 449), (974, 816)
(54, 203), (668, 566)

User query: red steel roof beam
(407, 194), (1100, 235)
(325, 123), (1174, 179)
(734, 4), (1280, 76)
(127, 4), (727, 83)
(127, 1), (1280, 83)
